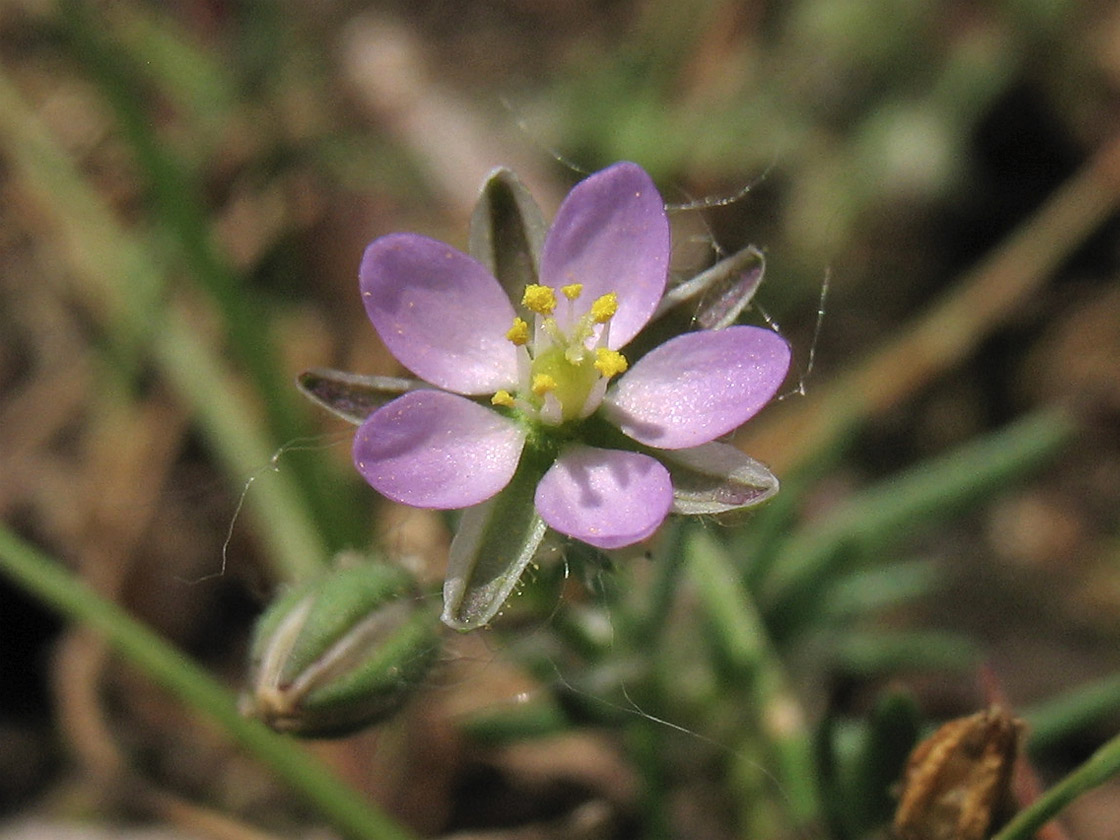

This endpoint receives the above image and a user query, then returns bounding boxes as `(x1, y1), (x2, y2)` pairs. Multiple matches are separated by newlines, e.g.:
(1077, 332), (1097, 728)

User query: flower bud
(242, 561), (439, 737)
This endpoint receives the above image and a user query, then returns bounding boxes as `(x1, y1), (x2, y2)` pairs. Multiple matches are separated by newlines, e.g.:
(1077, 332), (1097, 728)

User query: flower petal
(360, 233), (519, 394)
(603, 325), (790, 450)
(353, 390), (526, 509)
(539, 163), (669, 349)
(534, 445), (672, 549)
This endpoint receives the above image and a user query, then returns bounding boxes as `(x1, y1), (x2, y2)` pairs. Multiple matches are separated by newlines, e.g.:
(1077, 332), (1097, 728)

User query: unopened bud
(243, 561), (439, 737)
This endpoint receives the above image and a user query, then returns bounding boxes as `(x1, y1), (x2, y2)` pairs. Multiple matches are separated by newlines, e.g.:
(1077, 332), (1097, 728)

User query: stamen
(594, 348), (628, 378)
(541, 317), (566, 346)
(539, 392), (563, 426)
(505, 318), (530, 346)
(522, 284), (557, 315)
(590, 293), (619, 324)
(513, 284), (628, 425)
(531, 373), (557, 397)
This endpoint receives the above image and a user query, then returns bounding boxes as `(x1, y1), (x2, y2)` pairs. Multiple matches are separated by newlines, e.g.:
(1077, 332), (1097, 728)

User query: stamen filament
(506, 282), (626, 426)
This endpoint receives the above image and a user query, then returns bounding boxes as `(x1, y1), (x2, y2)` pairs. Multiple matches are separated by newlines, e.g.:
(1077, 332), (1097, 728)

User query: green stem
(991, 730), (1120, 840)
(58, 0), (363, 551)
(1022, 673), (1120, 753)
(640, 521), (687, 643)
(685, 529), (821, 827)
(764, 408), (1075, 636)
(0, 64), (325, 581)
(629, 720), (671, 840)
(57, 0), (290, 444)
(0, 526), (417, 840)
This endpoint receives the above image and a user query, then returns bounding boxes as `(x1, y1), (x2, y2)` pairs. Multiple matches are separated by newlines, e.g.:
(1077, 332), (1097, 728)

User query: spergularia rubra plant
(300, 163), (790, 630)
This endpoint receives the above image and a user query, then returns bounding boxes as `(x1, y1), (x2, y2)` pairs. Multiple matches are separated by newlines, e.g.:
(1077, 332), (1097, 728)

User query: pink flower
(353, 163), (790, 554)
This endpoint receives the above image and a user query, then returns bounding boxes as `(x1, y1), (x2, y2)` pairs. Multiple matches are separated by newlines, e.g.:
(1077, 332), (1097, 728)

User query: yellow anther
(505, 317), (530, 346)
(590, 292), (619, 324)
(531, 373), (558, 397)
(594, 348), (628, 379)
(491, 390), (515, 408)
(561, 283), (583, 300)
(522, 284), (557, 315)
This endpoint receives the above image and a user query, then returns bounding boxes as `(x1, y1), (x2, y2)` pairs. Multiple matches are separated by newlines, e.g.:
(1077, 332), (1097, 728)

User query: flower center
(492, 283), (628, 424)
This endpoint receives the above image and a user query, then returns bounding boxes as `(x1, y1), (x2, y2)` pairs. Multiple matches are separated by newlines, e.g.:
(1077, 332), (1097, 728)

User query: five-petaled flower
(353, 162), (790, 551)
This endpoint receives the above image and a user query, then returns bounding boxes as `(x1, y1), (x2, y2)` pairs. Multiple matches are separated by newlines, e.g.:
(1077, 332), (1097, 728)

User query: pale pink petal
(360, 233), (519, 394)
(353, 390), (526, 508)
(603, 326), (790, 450)
(539, 163), (669, 349)
(534, 445), (672, 549)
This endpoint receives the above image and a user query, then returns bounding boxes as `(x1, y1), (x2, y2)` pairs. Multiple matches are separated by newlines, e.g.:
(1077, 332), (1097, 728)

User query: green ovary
(531, 345), (598, 422)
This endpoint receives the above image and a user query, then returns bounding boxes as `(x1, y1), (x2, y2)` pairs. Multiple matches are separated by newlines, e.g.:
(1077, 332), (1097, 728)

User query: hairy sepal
(655, 244), (765, 329)
(297, 367), (425, 425)
(468, 167), (547, 305)
(442, 457), (549, 631)
(662, 441), (779, 516)
(243, 558), (439, 737)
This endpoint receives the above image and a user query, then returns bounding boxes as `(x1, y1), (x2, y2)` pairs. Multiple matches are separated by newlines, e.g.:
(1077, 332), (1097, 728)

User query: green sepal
(296, 367), (424, 425)
(624, 244), (766, 363)
(660, 441), (779, 517)
(575, 418), (780, 518)
(442, 455), (551, 631)
(468, 167), (546, 304)
(655, 244), (765, 329)
(244, 558), (440, 737)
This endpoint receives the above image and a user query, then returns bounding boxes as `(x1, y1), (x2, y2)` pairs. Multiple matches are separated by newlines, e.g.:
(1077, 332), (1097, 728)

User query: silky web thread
(197, 431), (350, 585)
(762, 264), (830, 402)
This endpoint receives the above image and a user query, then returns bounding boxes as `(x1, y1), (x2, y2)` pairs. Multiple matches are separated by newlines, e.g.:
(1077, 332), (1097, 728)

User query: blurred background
(1, 1), (1119, 838)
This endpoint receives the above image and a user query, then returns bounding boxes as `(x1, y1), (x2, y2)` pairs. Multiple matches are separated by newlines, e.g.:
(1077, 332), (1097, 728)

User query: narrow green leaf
(818, 559), (941, 621)
(685, 529), (821, 824)
(1022, 672), (1120, 753)
(992, 729), (1120, 840)
(852, 691), (921, 836)
(827, 628), (980, 675)
(763, 408), (1076, 635)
